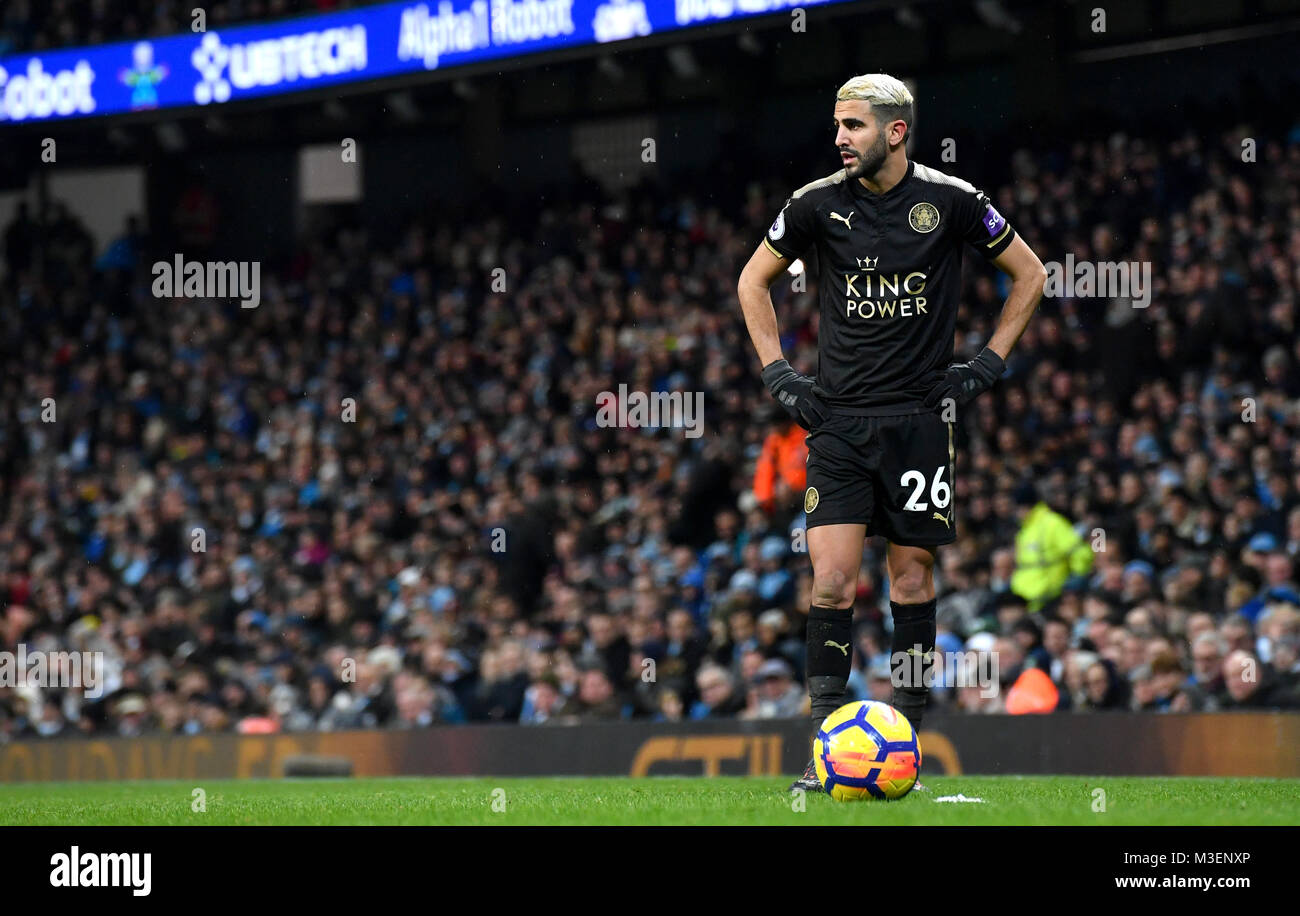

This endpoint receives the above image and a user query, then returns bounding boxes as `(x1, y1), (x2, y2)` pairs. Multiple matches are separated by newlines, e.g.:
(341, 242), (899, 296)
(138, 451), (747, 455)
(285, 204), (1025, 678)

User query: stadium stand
(4, 117), (1299, 741)
(0, 0), (375, 54)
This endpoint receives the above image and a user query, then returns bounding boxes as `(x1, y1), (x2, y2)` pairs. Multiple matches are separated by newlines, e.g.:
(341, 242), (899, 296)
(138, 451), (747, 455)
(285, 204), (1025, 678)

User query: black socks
(806, 604), (853, 734)
(804, 599), (936, 741)
(890, 598), (937, 729)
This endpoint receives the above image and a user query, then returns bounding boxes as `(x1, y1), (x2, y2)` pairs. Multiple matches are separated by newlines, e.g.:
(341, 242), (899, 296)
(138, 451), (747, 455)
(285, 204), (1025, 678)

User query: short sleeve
(955, 186), (1015, 260)
(763, 192), (817, 261)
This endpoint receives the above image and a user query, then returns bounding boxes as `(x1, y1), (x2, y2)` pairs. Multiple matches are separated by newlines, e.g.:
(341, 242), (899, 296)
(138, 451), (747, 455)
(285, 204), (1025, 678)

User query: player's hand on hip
(922, 347), (1006, 410)
(760, 358), (828, 430)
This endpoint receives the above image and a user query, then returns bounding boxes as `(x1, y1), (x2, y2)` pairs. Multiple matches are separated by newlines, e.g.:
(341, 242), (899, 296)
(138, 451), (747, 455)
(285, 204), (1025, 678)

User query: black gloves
(761, 358), (828, 430)
(762, 349), (1003, 422)
(922, 347), (1006, 409)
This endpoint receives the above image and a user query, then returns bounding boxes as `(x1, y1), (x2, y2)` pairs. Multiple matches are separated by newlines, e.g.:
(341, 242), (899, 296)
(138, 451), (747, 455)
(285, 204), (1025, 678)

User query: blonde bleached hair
(836, 73), (914, 135)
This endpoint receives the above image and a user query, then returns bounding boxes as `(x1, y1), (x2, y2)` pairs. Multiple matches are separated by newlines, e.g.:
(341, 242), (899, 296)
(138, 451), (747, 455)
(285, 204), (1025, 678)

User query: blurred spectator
(555, 666), (628, 721)
(1176, 632), (1227, 711)
(689, 664), (745, 719)
(520, 673), (564, 725)
(742, 658), (805, 719)
(1010, 484), (1095, 611)
(3, 202), (35, 286)
(1082, 660), (1131, 711)
(751, 410), (807, 514)
(653, 688), (685, 722)
(1219, 649), (1300, 709)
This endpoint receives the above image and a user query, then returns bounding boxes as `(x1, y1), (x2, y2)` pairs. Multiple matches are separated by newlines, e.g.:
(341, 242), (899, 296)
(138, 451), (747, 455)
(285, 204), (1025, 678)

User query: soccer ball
(814, 700), (921, 801)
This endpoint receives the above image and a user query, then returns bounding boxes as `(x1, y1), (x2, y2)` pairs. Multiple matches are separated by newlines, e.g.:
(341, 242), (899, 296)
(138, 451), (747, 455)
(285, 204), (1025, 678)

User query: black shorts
(802, 409), (956, 546)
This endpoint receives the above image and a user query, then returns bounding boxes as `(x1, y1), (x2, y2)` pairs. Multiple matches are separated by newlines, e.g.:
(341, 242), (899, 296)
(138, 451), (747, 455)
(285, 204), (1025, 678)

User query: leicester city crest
(908, 202), (940, 233)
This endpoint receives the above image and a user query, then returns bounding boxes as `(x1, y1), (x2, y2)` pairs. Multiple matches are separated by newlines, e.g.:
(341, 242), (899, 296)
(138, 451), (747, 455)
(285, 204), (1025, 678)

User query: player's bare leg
(789, 522), (867, 793)
(885, 541), (938, 789)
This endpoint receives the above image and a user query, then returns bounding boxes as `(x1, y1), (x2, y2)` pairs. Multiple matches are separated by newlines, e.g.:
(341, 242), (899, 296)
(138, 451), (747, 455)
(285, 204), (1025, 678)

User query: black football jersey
(763, 160), (1015, 410)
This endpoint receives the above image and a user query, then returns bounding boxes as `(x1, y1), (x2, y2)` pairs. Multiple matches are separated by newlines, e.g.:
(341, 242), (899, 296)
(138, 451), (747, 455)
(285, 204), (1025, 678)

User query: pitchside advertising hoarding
(0, 0), (856, 124)
(3, 714), (1299, 781)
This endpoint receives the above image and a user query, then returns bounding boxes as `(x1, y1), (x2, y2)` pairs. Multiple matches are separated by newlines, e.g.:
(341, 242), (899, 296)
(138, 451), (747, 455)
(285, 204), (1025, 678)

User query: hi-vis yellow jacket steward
(1010, 502), (1095, 611)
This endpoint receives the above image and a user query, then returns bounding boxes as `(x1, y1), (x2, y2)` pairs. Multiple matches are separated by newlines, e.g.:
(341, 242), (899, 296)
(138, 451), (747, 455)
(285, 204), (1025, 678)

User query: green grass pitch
(2, 776), (1297, 826)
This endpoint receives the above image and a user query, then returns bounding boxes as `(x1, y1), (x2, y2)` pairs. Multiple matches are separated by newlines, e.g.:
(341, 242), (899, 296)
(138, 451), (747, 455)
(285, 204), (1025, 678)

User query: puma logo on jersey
(905, 646), (936, 662)
(828, 211), (855, 229)
(933, 510), (952, 529)
(824, 640), (850, 656)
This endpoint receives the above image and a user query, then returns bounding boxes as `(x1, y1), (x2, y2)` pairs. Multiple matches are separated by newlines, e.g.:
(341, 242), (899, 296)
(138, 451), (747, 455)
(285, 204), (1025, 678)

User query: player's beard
(844, 130), (888, 180)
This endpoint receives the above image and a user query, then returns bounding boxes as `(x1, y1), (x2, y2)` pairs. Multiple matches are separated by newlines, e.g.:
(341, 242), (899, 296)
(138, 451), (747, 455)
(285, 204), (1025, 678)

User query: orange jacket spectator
(753, 423), (808, 512)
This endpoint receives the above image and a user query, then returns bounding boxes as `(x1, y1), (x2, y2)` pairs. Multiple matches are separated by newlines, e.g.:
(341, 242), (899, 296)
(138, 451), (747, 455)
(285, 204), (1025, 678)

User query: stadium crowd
(3, 120), (1300, 743)
(0, 0), (374, 54)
